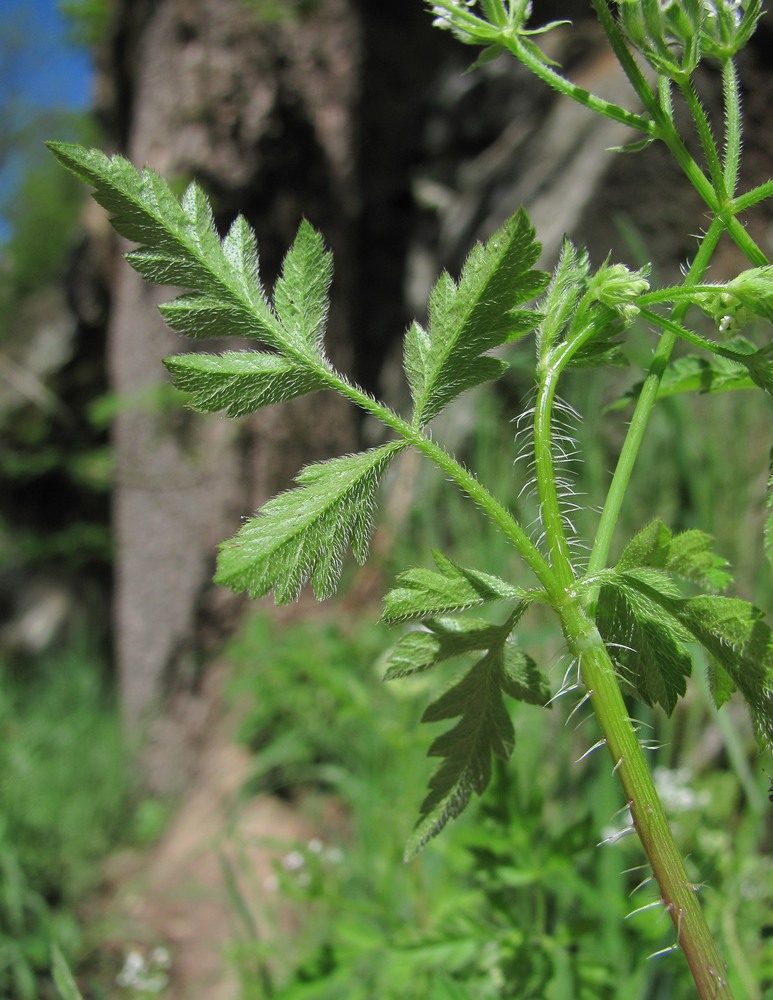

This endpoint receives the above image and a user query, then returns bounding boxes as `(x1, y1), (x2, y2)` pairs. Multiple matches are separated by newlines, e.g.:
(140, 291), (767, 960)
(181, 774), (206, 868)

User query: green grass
(0, 638), (134, 999)
(224, 601), (772, 999)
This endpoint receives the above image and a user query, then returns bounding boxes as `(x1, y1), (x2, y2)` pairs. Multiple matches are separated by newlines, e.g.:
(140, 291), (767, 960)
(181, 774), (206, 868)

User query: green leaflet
(666, 529), (733, 592)
(674, 595), (773, 746)
(382, 550), (522, 623)
(164, 352), (324, 417)
(216, 442), (405, 602)
(405, 618), (547, 858)
(594, 520), (733, 711)
(615, 519), (672, 571)
(273, 218), (333, 353)
(707, 657), (735, 710)
(616, 518), (732, 591)
(606, 355), (755, 411)
(386, 603), (549, 855)
(47, 143), (332, 367)
(405, 209), (547, 427)
(383, 617), (505, 680)
(384, 609), (549, 690)
(596, 570), (693, 714)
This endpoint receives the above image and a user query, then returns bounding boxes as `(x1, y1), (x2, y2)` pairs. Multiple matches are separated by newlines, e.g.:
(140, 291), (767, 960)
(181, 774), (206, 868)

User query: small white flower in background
(282, 849), (306, 871)
(307, 837), (324, 854)
(654, 767), (710, 813)
(116, 947), (170, 994)
(325, 846), (345, 865)
(117, 951), (145, 989)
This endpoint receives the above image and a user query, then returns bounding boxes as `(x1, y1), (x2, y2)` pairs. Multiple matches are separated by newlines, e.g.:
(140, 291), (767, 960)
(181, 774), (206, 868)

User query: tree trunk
(101, 0), (363, 789)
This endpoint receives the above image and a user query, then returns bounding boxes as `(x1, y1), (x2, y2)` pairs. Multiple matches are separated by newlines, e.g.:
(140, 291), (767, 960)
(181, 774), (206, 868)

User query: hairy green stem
(586, 216), (726, 584)
(498, 32), (653, 134)
(589, 0), (661, 119)
(588, 0), (766, 267)
(557, 604), (735, 998)
(732, 179), (773, 214)
(679, 78), (727, 200)
(316, 368), (563, 600)
(536, 304), (737, 999)
(533, 368), (575, 588)
(637, 307), (762, 366)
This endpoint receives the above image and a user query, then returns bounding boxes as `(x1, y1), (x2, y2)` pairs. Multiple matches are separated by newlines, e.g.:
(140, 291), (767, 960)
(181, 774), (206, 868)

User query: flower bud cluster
(589, 261), (651, 325)
(427, 1), (564, 47)
(616, 0), (762, 78)
(429, 0), (500, 43)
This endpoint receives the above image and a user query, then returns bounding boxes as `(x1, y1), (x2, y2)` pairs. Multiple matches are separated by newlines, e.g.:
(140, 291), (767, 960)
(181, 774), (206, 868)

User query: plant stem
(732, 179), (773, 214)
(637, 307), (760, 366)
(533, 367), (575, 588)
(498, 32), (653, 134)
(679, 78), (727, 199)
(589, 0), (767, 268)
(557, 601), (735, 998)
(317, 369), (563, 599)
(586, 216), (725, 585)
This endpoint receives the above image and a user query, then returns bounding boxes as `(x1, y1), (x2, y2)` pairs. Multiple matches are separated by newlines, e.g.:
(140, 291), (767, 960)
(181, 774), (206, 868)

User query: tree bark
(101, 0), (363, 788)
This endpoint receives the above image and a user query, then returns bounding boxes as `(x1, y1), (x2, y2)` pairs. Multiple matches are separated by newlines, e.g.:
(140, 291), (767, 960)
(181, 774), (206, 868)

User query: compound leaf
(608, 573), (773, 746)
(389, 601), (547, 855)
(164, 352), (324, 417)
(382, 551), (521, 623)
(406, 209), (546, 427)
(216, 442), (404, 602)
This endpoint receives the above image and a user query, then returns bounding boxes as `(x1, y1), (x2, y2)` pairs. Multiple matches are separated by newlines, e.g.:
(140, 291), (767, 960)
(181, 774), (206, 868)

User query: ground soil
(97, 670), (320, 1000)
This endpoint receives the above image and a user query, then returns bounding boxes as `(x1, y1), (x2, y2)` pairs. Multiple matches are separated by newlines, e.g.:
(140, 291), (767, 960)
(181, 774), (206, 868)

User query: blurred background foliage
(0, 1), (771, 997)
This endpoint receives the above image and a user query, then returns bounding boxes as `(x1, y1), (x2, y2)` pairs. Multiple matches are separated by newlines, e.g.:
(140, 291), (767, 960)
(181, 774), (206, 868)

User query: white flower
(282, 849), (306, 871)
(431, 1), (479, 40)
(116, 948), (170, 993)
(653, 767), (710, 812)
